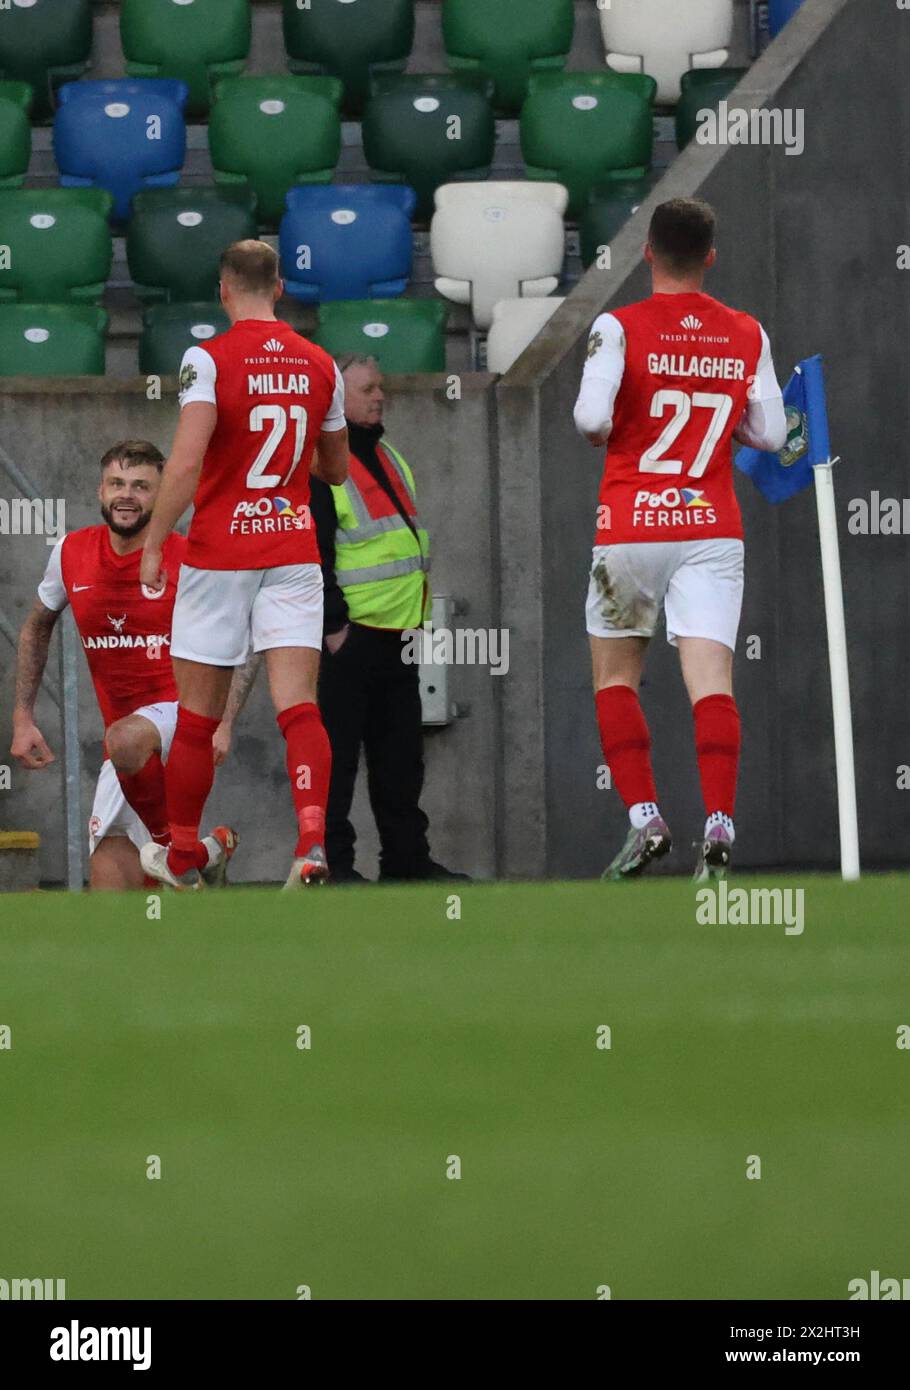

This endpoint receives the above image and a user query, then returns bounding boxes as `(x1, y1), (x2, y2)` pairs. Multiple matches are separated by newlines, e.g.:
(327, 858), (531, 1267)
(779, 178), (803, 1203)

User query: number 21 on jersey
(247, 404), (309, 488)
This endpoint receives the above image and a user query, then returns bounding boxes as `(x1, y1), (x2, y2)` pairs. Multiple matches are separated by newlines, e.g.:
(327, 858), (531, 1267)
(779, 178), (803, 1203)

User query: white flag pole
(813, 460), (860, 880)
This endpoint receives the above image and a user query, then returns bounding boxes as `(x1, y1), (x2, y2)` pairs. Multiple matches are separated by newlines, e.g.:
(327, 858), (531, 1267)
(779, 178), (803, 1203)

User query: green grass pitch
(1, 877), (908, 1300)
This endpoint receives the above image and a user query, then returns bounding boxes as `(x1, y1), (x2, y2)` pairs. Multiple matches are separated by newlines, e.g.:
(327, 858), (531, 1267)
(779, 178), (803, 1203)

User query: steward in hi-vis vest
(309, 355), (466, 886)
(331, 438), (431, 630)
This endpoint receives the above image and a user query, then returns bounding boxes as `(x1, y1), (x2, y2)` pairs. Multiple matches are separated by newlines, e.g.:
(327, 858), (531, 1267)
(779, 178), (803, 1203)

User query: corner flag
(735, 354), (829, 502)
(738, 353), (859, 881)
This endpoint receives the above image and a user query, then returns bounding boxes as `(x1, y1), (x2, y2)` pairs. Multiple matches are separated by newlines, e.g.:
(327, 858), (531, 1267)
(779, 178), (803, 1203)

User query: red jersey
(177, 319), (346, 570)
(38, 527), (186, 728)
(581, 293), (764, 546)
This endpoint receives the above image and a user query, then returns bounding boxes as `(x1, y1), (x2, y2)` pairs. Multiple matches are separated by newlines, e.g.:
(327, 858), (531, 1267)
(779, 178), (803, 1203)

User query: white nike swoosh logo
(73, 585), (93, 592)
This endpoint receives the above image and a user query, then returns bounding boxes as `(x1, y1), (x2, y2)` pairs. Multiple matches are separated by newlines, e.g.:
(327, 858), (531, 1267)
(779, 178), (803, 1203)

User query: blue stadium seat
(279, 185), (416, 304)
(768, 0), (804, 36)
(54, 79), (188, 223)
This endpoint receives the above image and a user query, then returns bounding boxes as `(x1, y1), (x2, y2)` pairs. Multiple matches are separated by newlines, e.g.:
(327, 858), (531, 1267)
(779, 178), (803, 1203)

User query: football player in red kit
(10, 440), (236, 890)
(574, 199), (788, 881)
(139, 240), (349, 890)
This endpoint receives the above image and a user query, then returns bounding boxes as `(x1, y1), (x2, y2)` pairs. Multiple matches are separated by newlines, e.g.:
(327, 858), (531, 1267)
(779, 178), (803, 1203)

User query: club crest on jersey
(107, 614), (127, 633)
(780, 405), (808, 469)
(262, 338), (285, 354)
(587, 331), (603, 359)
(680, 315), (703, 331)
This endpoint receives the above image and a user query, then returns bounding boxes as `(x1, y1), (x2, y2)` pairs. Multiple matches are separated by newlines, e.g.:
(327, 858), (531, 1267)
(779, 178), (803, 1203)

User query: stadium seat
(313, 299), (448, 374)
(430, 181), (568, 330)
(599, 0), (734, 105)
(442, 0), (574, 113)
(208, 77), (342, 226)
(54, 80), (188, 223)
(579, 174), (662, 270)
(0, 82), (32, 188)
(0, 189), (113, 304)
(520, 73), (655, 218)
(121, 0), (251, 118)
(282, 0), (414, 116)
(127, 187), (258, 302)
(486, 297), (564, 375)
(279, 185), (416, 304)
(139, 302), (230, 376)
(0, 304), (107, 377)
(768, 0), (805, 37)
(675, 68), (747, 149)
(362, 74), (495, 222)
(0, 0), (92, 119)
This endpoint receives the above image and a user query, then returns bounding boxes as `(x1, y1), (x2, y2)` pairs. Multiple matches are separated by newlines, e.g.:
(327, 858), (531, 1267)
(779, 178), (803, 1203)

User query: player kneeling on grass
(139, 240), (349, 891)
(574, 198), (788, 881)
(10, 440), (239, 890)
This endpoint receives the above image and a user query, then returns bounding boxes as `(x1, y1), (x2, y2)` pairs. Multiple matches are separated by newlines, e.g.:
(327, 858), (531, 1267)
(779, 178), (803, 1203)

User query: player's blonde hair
(219, 239), (280, 296)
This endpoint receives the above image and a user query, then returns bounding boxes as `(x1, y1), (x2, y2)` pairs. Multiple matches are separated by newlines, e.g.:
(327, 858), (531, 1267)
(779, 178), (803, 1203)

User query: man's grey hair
(335, 353), (380, 376)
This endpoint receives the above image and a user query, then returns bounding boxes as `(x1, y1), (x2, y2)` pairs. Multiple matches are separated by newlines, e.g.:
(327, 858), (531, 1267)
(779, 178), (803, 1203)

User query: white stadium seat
(599, 0), (734, 104)
(430, 181), (568, 330)
(486, 297), (565, 375)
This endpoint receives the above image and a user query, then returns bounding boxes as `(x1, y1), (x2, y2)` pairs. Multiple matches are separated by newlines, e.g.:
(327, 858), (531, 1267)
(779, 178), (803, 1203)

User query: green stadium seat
(0, 81), (32, 188)
(121, 0), (252, 118)
(675, 68), (748, 149)
(442, 0), (574, 113)
(0, 189), (113, 304)
(362, 74), (495, 222)
(127, 187), (258, 303)
(313, 299), (448, 374)
(0, 0), (92, 120)
(139, 301), (230, 376)
(579, 174), (662, 270)
(282, 0), (414, 116)
(520, 73), (654, 218)
(0, 304), (107, 376)
(208, 76), (342, 226)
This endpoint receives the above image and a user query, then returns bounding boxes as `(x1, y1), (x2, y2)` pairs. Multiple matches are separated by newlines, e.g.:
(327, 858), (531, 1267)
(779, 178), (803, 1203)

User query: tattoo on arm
(14, 601), (60, 714)
(222, 653), (263, 725)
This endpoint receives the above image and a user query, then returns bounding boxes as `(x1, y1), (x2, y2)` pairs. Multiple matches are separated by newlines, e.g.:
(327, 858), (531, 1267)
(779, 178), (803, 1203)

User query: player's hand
(324, 624), (350, 655)
(11, 717), (56, 770)
(139, 546), (166, 594)
(212, 721), (232, 768)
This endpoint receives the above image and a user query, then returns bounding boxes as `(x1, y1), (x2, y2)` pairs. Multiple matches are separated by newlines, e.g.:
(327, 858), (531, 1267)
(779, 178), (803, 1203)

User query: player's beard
(100, 503), (152, 539)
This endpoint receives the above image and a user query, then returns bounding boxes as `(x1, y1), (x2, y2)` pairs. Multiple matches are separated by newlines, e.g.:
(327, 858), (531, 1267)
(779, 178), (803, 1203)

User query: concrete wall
(0, 374), (499, 885)
(498, 0), (909, 874)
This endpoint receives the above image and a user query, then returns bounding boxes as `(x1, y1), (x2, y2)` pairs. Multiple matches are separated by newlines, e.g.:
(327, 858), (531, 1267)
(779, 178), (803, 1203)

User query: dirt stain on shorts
(592, 557), (658, 632)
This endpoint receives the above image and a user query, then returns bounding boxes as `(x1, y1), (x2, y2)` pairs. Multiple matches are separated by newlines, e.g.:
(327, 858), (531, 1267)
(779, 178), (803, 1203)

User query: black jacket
(310, 421), (419, 637)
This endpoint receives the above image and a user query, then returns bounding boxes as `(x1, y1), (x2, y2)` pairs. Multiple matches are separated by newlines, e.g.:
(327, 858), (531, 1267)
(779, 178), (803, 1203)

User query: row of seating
(0, 173), (674, 325)
(0, 0), (737, 118)
(0, 298), (452, 377)
(2, 66), (747, 225)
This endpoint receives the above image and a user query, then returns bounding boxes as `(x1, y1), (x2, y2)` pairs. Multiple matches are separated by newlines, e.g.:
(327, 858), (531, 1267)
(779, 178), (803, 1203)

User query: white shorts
(170, 563), (324, 666)
(585, 539), (745, 651)
(88, 700), (178, 856)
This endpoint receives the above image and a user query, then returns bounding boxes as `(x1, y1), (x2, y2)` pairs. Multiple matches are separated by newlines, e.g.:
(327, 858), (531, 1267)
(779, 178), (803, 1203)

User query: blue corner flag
(735, 353), (832, 503)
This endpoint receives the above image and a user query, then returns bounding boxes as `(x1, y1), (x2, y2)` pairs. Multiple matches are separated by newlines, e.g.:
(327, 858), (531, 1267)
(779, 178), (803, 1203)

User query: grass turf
(0, 876), (908, 1300)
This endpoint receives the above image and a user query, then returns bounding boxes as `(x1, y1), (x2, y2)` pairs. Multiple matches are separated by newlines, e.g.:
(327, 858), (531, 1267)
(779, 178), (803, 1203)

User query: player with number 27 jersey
(178, 320), (345, 569)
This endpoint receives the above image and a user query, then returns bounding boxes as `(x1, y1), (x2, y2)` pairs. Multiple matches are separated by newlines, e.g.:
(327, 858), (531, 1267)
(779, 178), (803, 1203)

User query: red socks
(117, 751), (169, 845)
(595, 685), (658, 808)
(165, 706), (219, 877)
(277, 702), (332, 857)
(693, 694), (741, 819)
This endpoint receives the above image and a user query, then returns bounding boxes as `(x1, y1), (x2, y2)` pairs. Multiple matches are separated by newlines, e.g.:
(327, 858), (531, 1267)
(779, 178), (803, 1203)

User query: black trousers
(318, 622), (431, 878)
